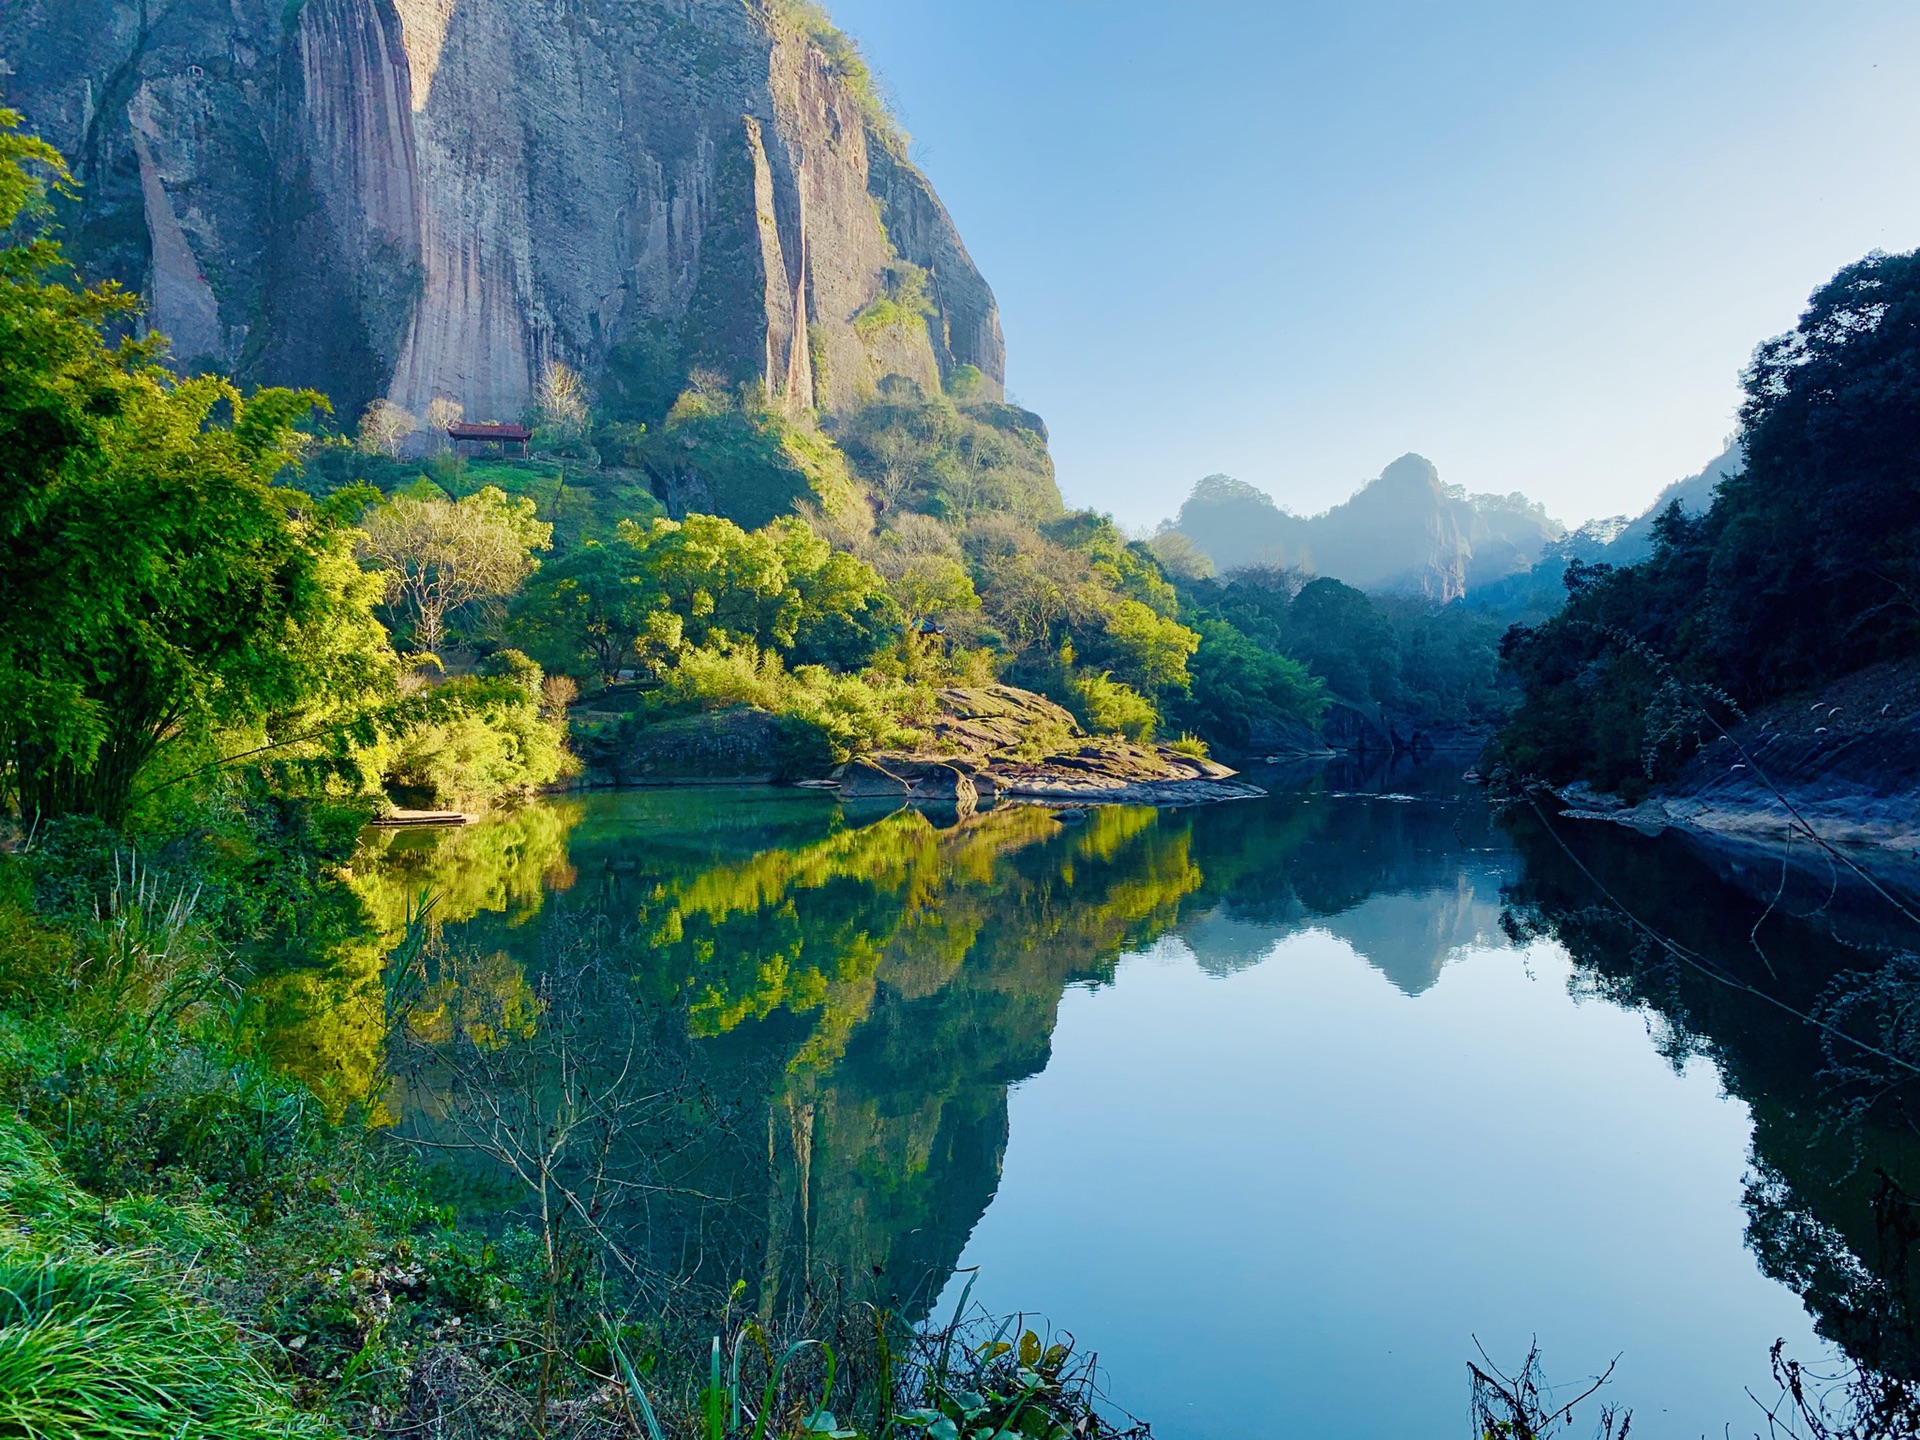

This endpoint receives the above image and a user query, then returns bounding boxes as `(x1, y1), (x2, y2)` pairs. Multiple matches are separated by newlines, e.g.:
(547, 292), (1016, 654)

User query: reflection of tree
(353, 802), (584, 938)
(1501, 811), (1920, 1380)
(377, 795), (1207, 1325)
(353, 775), (1532, 1333)
(253, 804), (583, 1118)
(788, 804), (1202, 1319)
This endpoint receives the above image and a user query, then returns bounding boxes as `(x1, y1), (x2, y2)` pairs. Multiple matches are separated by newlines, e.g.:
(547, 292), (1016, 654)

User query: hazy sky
(826, 0), (1920, 529)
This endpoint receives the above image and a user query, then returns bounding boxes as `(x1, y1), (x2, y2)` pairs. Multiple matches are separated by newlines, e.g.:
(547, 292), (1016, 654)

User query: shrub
(646, 642), (928, 764)
(375, 674), (574, 808)
(1070, 672), (1158, 742)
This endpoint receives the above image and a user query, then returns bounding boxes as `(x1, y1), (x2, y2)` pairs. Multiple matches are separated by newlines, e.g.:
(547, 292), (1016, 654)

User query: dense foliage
(0, 113), (564, 822)
(1494, 248), (1920, 791)
(1172, 570), (1512, 743)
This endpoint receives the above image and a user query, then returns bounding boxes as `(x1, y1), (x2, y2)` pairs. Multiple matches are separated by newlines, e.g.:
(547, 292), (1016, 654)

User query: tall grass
(600, 1275), (1152, 1440)
(0, 1113), (326, 1440)
(0, 1244), (334, 1440)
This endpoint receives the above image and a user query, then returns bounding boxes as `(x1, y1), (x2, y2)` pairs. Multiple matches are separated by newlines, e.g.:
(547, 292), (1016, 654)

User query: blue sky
(826, 0), (1920, 529)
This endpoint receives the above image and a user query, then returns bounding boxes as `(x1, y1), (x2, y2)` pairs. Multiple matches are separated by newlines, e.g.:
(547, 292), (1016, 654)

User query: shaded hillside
(1166, 453), (1563, 600)
(1495, 248), (1920, 796)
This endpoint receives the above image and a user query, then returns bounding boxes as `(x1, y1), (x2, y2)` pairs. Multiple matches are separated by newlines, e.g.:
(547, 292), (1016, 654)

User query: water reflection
(1501, 808), (1920, 1381)
(331, 761), (1919, 1422)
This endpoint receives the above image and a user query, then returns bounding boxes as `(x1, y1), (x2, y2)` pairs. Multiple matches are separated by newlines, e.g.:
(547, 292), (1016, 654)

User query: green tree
(1090, 597), (1198, 692)
(765, 516), (902, 669)
(1284, 576), (1400, 704)
(511, 537), (662, 684)
(516, 513), (897, 685)
(886, 554), (980, 632)
(1176, 618), (1326, 747)
(1496, 247), (1920, 789)
(359, 485), (553, 657)
(0, 111), (390, 821)
(616, 513), (794, 651)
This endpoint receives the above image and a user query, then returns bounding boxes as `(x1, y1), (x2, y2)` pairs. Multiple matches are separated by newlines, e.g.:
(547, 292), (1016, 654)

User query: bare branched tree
(358, 487), (552, 657)
(359, 397), (418, 457)
(425, 395), (465, 451)
(1469, 1340), (1630, 1440)
(385, 912), (735, 1439)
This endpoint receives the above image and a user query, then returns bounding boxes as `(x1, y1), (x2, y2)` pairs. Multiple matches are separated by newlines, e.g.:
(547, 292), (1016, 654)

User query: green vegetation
(1493, 247), (1920, 792)
(0, 807), (551, 1437)
(766, 0), (908, 155)
(0, 1118), (332, 1440)
(835, 377), (1056, 522)
(1170, 569), (1511, 744)
(644, 381), (865, 529)
(851, 262), (935, 342)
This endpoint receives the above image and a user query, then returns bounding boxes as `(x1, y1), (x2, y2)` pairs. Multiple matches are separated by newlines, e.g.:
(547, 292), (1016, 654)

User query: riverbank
(0, 800), (1152, 1440)
(1550, 660), (1920, 882)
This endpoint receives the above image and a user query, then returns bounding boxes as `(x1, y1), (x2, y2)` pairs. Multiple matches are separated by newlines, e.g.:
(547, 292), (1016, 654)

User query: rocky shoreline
(1550, 661), (1920, 875)
(835, 686), (1266, 808)
(586, 683), (1267, 807)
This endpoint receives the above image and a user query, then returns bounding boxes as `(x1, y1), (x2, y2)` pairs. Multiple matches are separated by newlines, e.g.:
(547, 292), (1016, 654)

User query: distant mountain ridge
(1166, 443), (1744, 611)
(1166, 453), (1564, 601)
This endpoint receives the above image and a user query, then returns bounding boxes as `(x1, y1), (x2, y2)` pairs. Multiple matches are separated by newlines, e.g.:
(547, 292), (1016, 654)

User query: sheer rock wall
(1, 0), (1004, 424)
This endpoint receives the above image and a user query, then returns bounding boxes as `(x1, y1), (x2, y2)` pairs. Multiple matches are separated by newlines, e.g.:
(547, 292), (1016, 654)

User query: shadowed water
(311, 759), (1920, 1437)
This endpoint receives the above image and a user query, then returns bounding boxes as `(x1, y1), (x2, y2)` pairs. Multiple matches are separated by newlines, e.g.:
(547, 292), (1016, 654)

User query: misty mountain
(1463, 439), (1743, 618)
(1165, 453), (1565, 601)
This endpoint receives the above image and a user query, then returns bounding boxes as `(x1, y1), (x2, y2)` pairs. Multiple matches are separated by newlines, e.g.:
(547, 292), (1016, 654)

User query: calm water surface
(330, 761), (1918, 1437)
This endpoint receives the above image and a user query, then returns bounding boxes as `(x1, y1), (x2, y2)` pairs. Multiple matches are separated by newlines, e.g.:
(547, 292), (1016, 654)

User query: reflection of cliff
(637, 803), (1201, 1317)
(1318, 872), (1509, 995)
(1502, 810), (1920, 1378)
(343, 778), (1519, 1327)
(797, 807), (1201, 1316)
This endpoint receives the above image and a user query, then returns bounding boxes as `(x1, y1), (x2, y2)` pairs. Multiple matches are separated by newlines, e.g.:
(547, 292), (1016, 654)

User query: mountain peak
(1376, 453), (1443, 492)
(1169, 457), (1561, 600)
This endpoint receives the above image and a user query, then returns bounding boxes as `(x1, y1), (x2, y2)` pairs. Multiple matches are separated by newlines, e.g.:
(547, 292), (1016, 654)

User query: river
(321, 760), (1919, 1438)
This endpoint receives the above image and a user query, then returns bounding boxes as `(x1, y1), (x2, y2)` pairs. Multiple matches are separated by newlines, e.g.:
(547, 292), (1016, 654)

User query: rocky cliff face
(0, 0), (1004, 426)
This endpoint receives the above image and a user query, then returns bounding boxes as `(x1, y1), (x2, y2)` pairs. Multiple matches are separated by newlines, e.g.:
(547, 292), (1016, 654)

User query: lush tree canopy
(512, 512), (900, 686)
(0, 110), (391, 821)
(1495, 247), (1920, 790)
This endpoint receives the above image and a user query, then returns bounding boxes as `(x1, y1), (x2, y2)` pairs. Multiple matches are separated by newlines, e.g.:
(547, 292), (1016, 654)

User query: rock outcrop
(1, 0), (1004, 426)
(1553, 661), (1920, 866)
(844, 686), (1267, 808)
